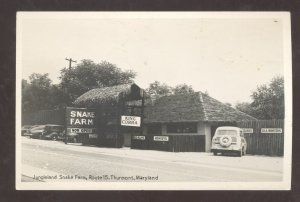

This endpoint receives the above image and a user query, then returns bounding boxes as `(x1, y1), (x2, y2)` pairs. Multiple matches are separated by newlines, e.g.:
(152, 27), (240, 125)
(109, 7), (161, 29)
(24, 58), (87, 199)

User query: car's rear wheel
(52, 136), (57, 141)
(213, 152), (217, 156)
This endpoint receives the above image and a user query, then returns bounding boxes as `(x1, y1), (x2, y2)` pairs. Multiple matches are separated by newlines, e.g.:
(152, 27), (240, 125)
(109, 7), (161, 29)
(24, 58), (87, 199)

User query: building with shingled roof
(144, 92), (256, 152)
(73, 83), (256, 152)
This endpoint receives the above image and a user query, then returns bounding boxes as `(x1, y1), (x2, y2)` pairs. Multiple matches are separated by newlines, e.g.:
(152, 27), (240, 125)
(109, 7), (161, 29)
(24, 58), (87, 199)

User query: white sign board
(154, 136), (169, 141)
(132, 136), (145, 140)
(242, 128), (253, 133)
(89, 134), (98, 139)
(121, 116), (141, 127)
(261, 128), (283, 133)
(69, 128), (94, 133)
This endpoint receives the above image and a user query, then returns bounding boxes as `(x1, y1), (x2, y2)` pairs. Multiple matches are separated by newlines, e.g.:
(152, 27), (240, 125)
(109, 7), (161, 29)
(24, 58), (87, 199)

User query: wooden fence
(237, 120), (284, 156)
(131, 135), (206, 152)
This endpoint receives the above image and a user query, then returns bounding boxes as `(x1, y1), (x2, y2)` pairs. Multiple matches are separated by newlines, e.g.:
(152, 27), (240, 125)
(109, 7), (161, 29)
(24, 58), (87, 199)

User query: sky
(19, 13), (286, 105)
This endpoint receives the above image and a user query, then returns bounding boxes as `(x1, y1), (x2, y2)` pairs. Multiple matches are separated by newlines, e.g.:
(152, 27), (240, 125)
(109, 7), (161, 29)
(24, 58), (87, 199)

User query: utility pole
(65, 57), (77, 69)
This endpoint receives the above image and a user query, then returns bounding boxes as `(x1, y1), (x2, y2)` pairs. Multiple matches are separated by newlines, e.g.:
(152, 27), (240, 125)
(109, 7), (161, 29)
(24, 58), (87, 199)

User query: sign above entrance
(121, 116), (141, 127)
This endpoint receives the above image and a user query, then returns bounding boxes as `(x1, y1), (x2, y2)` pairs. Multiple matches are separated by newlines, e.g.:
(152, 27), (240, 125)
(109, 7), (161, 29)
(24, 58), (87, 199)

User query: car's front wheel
(237, 150), (242, 157)
(52, 136), (57, 141)
(242, 147), (246, 156)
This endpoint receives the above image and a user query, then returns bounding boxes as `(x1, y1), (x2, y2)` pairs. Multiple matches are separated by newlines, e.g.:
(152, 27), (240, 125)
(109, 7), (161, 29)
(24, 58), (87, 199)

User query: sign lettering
(242, 128), (253, 133)
(89, 134), (98, 139)
(121, 116), (141, 127)
(132, 136), (145, 140)
(66, 107), (96, 135)
(154, 136), (169, 141)
(261, 128), (283, 133)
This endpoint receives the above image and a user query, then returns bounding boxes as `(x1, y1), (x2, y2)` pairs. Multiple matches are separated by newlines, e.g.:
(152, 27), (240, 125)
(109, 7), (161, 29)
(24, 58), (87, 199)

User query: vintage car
(211, 126), (247, 157)
(28, 125), (46, 139)
(21, 125), (33, 136)
(28, 124), (65, 140)
(42, 125), (65, 140)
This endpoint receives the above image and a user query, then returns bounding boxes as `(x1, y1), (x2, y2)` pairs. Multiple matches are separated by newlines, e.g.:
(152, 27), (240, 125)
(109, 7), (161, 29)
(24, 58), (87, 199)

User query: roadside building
(73, 83), (256, 152)
(74, 83), (145, 147)
(144, 92), (257, 152)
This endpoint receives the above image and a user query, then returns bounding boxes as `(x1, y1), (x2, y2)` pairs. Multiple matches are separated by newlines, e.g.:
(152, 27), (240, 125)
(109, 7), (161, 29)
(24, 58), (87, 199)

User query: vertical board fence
(131, 135), (205, 152)
(237, 120), (284, 156)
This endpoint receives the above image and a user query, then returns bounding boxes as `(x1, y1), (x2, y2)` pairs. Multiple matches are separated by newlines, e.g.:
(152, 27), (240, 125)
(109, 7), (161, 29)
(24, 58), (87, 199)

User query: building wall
(152, 122), (211, 152)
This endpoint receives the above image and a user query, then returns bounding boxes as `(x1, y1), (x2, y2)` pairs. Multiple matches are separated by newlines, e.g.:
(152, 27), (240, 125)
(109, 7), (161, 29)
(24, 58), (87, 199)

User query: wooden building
(73, 83), (145, 147)
(143, 92), (257, 152)
(74, 84), (256, 152)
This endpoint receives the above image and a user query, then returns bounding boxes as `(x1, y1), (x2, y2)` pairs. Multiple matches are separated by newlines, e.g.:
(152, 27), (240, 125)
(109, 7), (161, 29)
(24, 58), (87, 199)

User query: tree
(145, 81), (196, 99)
(235, 102), (255, 117)
(235, 76), (284, 119)
(59, 59), (136, 104)
(145, 81), (173, 98)
(173, 84), (194, 94)
(250, 76), (284, 119)
(22, 73), (53, 113)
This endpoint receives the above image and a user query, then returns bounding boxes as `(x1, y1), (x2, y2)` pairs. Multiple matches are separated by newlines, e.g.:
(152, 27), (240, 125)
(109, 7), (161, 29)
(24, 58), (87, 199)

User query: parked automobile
(21, 125), (32, 136)
(28, 125), (46, 139)
(65, 132), (80, 143)
(211, 126), (247, 157)
(42, 125), (65, 141)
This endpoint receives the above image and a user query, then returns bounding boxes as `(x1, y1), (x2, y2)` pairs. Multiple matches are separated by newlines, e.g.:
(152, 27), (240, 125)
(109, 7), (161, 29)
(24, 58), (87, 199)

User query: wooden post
(140, 90), (145, 135)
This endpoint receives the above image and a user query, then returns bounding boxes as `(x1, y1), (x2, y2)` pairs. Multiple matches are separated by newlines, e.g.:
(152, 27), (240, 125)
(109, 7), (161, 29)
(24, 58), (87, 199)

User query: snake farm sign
(66, 107), (96, 134)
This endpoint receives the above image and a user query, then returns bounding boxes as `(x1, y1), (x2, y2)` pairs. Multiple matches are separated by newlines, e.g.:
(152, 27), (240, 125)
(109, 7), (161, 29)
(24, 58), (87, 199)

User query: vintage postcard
(16, 12), (292, 190)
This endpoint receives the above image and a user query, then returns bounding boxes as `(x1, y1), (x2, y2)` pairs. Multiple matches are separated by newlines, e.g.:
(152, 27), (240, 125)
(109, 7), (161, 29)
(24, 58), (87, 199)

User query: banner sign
(154, 136), (169, 141)
(66, 107), (96, 135)
(261, 128), (283, 133)
(132, 136), (145, 140)
(121, 116), (141, 127)
(242, 128), (253, 133)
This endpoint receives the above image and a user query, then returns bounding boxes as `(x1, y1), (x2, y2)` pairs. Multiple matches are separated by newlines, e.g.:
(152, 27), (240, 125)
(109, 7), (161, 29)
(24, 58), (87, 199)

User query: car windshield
(32, 126), (45, 130)
(22, 125), (31, 129)
(216, 130), (237, 136)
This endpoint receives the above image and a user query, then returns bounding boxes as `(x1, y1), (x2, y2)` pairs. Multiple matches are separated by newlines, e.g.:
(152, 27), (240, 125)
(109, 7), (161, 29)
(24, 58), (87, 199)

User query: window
(147, 124), (162, 135)
(217, 130), (237, 136)
(167, 123), (197, 133)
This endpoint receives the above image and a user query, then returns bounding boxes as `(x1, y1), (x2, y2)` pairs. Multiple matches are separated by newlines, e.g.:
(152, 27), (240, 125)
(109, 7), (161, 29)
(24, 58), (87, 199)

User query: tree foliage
(145, 81), (173, 98)
(22, 73), (53, 113)
(173, 84), (195, 94)
(59, 59), (136, 104)
(236, 76), (284, 119)
(145, 81), (195, 98)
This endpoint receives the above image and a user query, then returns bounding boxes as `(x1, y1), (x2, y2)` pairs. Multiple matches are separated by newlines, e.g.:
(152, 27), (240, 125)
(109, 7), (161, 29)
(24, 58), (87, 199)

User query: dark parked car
(29, 125), (46, 139)
(21, 125), (32, 136)
(29, 124), (65, 140)
(42, 125), (65, 140)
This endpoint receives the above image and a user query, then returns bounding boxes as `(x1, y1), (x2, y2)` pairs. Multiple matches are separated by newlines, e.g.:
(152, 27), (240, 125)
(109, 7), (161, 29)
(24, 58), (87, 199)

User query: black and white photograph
(16, 12), (292, 190)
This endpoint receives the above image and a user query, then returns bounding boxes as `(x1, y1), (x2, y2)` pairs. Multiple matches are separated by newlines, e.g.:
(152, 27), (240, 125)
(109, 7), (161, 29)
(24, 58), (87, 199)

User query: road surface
(21, 137), (283, 182)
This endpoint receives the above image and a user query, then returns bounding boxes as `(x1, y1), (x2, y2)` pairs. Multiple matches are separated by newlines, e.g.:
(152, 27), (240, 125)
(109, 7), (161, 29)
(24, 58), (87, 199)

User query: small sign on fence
(242, 128), (253, 133)
(261, 128), (283, 133)
(89, 134), (98, 139)
(154, 136), (169, 141)
(132, 136), (145, 140)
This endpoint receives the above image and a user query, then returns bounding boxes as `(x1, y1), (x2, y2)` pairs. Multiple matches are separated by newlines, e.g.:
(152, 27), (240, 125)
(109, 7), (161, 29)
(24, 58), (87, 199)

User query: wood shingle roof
(144, 92), (256, 123)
